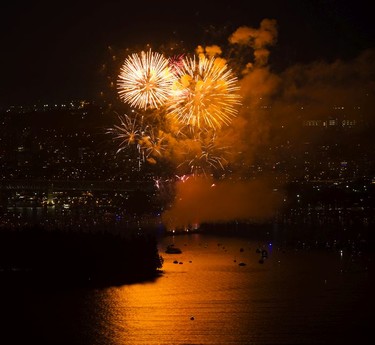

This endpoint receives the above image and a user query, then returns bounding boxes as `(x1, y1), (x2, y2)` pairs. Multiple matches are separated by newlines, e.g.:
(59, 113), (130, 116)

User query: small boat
(165, 244), (182, 254)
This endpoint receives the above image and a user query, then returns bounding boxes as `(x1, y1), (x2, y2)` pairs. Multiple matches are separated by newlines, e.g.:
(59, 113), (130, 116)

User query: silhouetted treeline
(0, 226), (163, 287)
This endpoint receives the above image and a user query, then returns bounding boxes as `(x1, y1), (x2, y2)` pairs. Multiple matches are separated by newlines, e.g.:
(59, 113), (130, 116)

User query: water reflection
(3, 233), (372, 344)
(98, 234), (261, 344)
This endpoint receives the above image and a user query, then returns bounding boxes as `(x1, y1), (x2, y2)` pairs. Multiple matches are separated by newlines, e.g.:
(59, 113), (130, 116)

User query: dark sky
(1, 0), (374, 107)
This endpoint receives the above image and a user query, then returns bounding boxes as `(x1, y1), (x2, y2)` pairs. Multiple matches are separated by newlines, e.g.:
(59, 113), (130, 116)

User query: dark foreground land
(0, 226), (163, 288)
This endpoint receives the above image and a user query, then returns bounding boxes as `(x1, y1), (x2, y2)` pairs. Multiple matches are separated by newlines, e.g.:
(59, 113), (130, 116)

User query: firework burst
(117, 49), (175, 110)
(107, 114), (146, 154)
(168, 54), (185, 73)
(168, 55), (241, 129)
(177, 131), (231, 175)
(140, 129), (167, 159)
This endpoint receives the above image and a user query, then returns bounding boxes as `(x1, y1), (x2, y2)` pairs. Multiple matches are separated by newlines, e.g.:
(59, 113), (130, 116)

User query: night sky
(1, 0), (374, 107)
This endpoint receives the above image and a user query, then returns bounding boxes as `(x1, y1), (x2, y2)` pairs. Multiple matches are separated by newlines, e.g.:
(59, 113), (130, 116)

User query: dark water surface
(2, 232), (373, 344)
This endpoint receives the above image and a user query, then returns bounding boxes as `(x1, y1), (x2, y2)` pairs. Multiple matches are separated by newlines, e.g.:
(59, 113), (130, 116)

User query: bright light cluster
(113, 49), (242, 174)
(117, 50), (174, 110)
(168, 55), (241, 129)
(117, 50), (241, 130)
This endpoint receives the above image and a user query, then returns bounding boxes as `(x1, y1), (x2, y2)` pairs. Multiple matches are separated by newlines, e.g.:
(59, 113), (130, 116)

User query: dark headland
(0, 226), (164, 288)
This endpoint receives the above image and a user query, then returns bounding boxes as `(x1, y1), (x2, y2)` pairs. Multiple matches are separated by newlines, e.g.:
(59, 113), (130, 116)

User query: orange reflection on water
(89, 233), (362, 345)
(98, 234), (264, 345)
(4, 233), (371, 344)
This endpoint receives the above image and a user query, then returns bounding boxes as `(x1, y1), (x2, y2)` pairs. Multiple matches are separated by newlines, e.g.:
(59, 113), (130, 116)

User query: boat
(165, 244), (182, 254)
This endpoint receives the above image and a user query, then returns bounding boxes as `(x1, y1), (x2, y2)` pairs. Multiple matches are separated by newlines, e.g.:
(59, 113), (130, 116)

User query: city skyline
(1, 100), (373, 232)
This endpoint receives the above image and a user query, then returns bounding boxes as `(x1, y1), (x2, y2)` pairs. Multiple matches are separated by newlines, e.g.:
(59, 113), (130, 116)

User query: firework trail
(167, 55), (241, 129)
(117, 49), (175, 110)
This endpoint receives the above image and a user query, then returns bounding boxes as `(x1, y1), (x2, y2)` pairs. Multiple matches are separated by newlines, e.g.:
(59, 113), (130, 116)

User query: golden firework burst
(118, 49), (175, 110)
(168, 55), (241, 129)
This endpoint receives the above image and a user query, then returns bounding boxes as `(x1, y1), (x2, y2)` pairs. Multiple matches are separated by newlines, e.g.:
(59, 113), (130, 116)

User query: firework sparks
(168, 54), (185, 73)
(198, 137), (229, 170)
(141, 129), (167, 159)
(117, 49), (175, 110)
(112, 48), (242, 176)
(177, 132), (230, 175)
(168, 55), (241, 129)
(107, 114), (146, 154)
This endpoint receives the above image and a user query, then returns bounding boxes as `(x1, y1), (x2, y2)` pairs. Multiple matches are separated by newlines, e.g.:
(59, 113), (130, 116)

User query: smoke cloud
(266, 48), (375, 146)
(229, 18), (278, 67)
(160, 19), (375, 230)
(161, 176), (282, 230)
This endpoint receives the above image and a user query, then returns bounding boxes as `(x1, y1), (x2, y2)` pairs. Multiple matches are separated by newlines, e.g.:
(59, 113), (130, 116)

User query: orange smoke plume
(161, 176), (282, 230)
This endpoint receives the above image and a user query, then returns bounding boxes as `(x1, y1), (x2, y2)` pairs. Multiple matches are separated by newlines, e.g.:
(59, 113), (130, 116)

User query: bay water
(2, 231), (372, 344)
